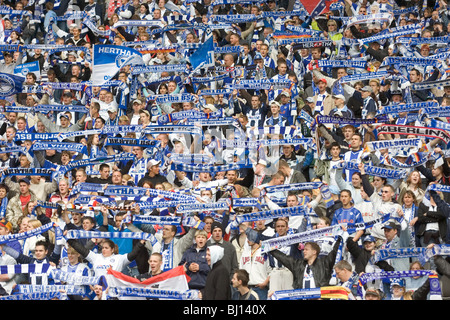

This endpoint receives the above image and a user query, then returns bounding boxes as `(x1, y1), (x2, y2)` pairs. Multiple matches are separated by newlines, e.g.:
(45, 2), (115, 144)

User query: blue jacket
(179, 244), (210, 290)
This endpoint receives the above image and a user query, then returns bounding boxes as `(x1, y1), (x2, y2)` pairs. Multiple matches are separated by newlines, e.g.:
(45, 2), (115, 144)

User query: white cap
(148, 159), (161, 167)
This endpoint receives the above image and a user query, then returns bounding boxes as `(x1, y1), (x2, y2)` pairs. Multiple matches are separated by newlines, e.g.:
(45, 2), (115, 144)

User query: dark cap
(382, 220), (400, 230)
(365, 288), (381, 298)
(18, 177), (30, 185)
(211, 221), (224, 234)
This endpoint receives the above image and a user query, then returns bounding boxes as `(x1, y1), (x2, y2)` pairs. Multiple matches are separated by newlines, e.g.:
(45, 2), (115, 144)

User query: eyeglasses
(381, 190), (390, 193)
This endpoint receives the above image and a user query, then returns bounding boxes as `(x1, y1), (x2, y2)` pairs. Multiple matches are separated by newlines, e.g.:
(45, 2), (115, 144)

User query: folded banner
(410, 78), (450, 91)
(57, 129), (103, 141)
(236, 205), (315, 226)
(123, 214), (182, 225)
(14, 284), (86, 295)
(364, 138), (422, 152)
(65, 230), (157, 244)
(104, 137), (160, 148)
(33, 104), (89, 114)
(0, 145), (26, 154)
(141, 125), (202, 136)
(418, 244), (450, 266)
(0, 168), (54, 182)
(0, 292), (66, 301)
(0, 263), (51, 275)
(358, 270), (432, 286)
(271, 286), (349, 300)
(291, 39), (334, 49)
(377, 124), (450, 144)
(346, 12), (394, 28)
(131, 64), (187, 75)
(147, 93), (196, 104)
(381, 57), (443, 71)
(370, 247), (427, 264)
(170, 160), (252, 173)
(261, 225), (341, 254)
(134, 200), (188, 210)
(226, 79), (292, 90)
(49, 269), (103, 286)
(317, 59), (367, 69)
(338, 71), (392, 84)
(157, 109), (222, 124)
(32, 142), (87, 154)
(378, 101), (439, 115)
(316, 115), (389, 126)
(105, 185), (197, 202)
(106, 265), (194, 300)
(0, 222), (55, 245)
(333, 161), (408, 179)
(177, 201), (230, 213)
(264, 182), (323, 194)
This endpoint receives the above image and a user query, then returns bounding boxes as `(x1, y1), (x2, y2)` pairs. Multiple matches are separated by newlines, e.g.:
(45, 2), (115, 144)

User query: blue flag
(92, 44), (144, 85)
(189, 27), (215, 71)
(0, 72), (25, 97)
(14, 61), (41, 80)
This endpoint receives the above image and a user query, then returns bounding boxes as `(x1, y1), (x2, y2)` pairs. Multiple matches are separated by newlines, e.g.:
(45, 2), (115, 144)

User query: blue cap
(18, 178), (30, 185)
(362, 235), (375, 243)
(328, 185), (340, 195)
(253, 52), (263, 60)
(390, 278), (405, 288)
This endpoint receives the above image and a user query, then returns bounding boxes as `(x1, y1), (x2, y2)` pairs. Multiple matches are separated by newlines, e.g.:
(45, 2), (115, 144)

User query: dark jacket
(201, 260), (231, 300)
(346, 237), (395, 274)
(416, 193), (448, 243)
(269, 236), (342, 289)
(179, 245), (210, 290)
(430, 190), (450, 244)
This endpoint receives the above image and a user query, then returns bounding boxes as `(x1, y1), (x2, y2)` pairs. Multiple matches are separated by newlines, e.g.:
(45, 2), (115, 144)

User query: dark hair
(234, 269), (250, 286)
(305, 242), (321, 256)
(340, 189), (352, 198)
(35, 240), (49, 251)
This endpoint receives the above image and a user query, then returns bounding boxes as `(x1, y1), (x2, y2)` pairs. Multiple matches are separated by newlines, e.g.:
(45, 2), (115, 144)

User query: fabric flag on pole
(189, 27), (215, 71)
(105, 265), (191, 300)
(92, 44), (144, 85)
(14, 61), (41, 81)
(0, 72), (25, 97)
(301, 0), (334, 15)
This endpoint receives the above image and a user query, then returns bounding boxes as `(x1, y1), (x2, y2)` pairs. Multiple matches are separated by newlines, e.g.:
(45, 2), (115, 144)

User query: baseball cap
(18, 177), (30, 185)
(362, 235), (375, 243)
(269, 100), (281, 107)
(365, 288), (381, 298)
(203, 104), (217, 112)
(361, 85), (373, 92)
(382, 220), (400, 230)
(253, 52), (263, 60)
(318, 78), (327, 84)
(107, 104), (118, 113)
(59, 113), (70, 120)
(257, 159), (267, 166)
(332, 94), (345, 100)
(148, 159), (161, 167)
